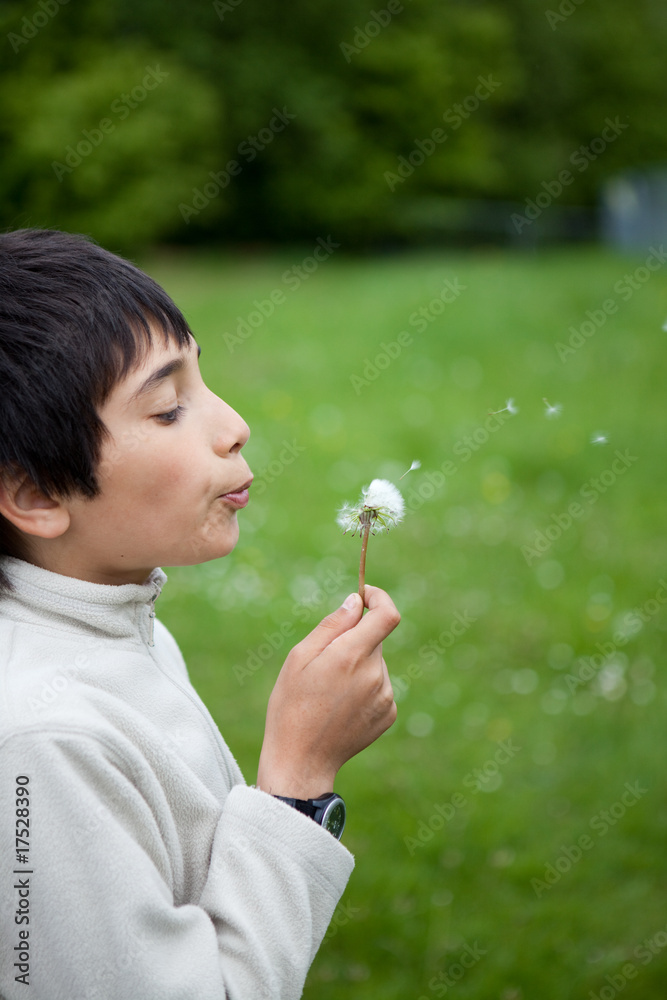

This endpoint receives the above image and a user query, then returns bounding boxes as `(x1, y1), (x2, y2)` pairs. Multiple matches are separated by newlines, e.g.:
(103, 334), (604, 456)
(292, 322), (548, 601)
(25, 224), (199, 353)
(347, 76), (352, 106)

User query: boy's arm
(0, 727), (352, 1000)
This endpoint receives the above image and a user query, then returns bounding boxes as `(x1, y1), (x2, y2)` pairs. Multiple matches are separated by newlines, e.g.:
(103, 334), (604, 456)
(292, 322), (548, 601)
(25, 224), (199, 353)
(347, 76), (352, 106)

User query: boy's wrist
(256, 759), (337, 800)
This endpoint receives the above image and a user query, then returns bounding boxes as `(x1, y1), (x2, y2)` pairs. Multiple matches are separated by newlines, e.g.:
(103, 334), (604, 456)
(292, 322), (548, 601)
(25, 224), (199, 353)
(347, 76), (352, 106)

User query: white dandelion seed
(337, 478), (405, 599)
(543, 398), (562, 419)
(662, 320), (667, 332)
(591, 432), (608, 445)
(399, 459), (421, 480)
(489, 398), (518, 416)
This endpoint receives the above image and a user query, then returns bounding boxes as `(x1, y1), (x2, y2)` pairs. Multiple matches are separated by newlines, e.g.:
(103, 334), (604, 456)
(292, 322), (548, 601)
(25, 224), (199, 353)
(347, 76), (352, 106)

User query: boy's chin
(181, 526), (240, 565)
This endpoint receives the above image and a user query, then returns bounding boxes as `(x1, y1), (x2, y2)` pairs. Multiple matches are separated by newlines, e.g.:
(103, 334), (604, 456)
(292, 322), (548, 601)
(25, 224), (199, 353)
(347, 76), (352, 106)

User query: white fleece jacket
(0, 556), (354, 1000)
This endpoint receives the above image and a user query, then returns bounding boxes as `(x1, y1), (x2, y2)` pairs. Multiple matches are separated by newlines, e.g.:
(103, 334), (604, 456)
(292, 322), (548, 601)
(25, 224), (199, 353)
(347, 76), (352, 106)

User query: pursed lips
(219, 475), (253, 496)
(218, 475), (253, 507)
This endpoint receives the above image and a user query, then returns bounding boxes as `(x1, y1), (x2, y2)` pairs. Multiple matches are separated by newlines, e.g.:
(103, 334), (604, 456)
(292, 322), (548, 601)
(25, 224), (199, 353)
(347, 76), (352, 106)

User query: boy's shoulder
(0, 610), (182, 746)
(0, 556), (244, 794)
(0, 555), (188, 746)
(0, 610), (245, 801)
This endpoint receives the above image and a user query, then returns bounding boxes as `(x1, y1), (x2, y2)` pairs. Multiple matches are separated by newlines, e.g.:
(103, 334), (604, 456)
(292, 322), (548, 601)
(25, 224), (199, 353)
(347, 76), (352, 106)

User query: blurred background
(3, 1), (666, 997)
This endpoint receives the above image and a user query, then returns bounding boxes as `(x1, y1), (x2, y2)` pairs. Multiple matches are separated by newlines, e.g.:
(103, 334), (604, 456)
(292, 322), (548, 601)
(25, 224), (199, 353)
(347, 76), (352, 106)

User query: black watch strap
(273, 792), (346, 840)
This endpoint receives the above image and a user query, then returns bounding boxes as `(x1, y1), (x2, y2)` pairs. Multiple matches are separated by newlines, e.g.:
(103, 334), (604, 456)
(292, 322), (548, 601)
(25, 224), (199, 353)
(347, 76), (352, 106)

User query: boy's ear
(0, 469), (70, 539)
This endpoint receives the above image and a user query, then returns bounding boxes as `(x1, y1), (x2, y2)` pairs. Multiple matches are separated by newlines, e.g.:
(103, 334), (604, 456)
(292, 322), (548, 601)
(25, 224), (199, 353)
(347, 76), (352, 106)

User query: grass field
(141, 243), (667, 1000)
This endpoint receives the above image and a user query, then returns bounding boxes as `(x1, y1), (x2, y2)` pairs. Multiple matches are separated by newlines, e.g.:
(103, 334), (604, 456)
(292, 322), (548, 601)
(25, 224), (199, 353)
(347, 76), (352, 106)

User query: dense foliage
(1, 0), (666, 248)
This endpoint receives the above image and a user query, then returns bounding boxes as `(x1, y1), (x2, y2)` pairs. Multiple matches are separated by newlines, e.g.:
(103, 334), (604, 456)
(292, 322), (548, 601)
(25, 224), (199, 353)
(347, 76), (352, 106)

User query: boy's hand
(257, 585), (400, 800)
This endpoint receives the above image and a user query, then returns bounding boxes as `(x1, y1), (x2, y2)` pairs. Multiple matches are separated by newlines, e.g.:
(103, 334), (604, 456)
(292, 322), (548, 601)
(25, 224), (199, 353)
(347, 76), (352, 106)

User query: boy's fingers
(295, 592), (364, 662)
(335, 584), (401, 655)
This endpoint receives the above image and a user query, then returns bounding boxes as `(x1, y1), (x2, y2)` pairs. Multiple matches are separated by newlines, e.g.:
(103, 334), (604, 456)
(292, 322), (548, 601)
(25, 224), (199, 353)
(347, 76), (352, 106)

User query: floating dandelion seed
(591, 432), (608, 445)
(489, 398), (518, 416)
(337, 479), (405, 600)
(662, 320), (667, 332)
(399, 459), (421, 480)
(543, 398), (562, 419)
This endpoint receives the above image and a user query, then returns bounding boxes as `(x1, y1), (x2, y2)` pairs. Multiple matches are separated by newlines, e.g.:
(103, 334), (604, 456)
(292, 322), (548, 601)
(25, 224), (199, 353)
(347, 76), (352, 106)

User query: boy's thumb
(297, 593), (363, 660)
(342, 592), (363, 613)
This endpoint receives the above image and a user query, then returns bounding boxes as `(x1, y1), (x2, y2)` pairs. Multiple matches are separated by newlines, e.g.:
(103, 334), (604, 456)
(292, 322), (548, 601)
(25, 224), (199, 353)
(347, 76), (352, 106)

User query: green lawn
(142, 243), (667, 1000)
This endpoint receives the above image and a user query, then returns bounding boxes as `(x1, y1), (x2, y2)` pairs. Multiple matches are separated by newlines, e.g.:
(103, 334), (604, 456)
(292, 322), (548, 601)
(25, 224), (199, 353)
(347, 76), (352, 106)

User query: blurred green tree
(1, 0), (665, 247)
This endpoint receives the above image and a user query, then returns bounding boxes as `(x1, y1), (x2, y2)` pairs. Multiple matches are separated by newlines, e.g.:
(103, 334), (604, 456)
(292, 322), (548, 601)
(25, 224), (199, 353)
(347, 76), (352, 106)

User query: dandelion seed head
(363, 479), (405, 520)
(337, 478), (405, 535)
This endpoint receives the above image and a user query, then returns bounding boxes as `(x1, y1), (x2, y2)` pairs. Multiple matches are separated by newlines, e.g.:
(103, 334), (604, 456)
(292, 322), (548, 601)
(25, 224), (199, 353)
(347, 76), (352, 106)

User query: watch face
(322, 799), (346, 839)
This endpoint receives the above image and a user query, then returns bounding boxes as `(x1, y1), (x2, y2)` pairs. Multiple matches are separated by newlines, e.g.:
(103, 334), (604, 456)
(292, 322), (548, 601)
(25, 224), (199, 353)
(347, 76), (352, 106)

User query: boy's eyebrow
(127, 342), (201, 407)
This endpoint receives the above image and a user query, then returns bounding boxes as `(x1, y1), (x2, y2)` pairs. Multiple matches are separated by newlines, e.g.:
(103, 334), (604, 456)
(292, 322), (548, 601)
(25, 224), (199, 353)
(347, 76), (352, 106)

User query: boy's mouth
(218, 477), (253, 509)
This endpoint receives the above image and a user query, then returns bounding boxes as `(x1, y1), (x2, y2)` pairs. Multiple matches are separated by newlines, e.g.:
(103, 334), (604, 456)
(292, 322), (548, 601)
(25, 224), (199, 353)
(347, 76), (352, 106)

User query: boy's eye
(155, 405), (185, 424)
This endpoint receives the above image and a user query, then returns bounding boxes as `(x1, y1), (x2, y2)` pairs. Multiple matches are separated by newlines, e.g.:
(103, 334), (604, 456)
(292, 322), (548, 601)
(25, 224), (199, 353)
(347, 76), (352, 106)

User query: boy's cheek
(97, 428), (148, 477)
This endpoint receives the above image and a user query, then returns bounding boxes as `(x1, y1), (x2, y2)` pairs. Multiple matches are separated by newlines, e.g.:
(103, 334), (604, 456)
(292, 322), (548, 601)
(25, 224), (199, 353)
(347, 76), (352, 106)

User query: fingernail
(343, 593), (359, 610)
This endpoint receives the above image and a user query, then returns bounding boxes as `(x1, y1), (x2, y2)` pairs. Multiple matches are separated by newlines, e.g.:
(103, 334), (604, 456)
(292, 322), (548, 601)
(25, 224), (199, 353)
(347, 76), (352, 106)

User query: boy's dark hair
(0, 228), (194, 597)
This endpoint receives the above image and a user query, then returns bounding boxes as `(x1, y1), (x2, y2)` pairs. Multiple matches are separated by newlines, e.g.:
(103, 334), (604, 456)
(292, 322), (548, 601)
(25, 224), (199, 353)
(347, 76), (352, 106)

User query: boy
(0, 229), (400, 999)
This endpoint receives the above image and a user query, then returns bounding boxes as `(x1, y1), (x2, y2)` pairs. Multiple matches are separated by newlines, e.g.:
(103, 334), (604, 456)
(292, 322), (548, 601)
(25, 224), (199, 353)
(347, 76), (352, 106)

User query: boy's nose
(212, 394), (250, 456)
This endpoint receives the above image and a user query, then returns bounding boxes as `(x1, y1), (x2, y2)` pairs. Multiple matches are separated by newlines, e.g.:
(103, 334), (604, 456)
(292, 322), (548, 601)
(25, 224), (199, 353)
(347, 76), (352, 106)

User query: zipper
(147, 593), (157, 647)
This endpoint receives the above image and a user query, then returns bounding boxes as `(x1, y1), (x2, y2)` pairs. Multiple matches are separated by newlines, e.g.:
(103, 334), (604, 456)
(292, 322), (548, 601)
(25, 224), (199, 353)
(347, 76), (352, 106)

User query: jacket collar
(0, 556), (167, 645)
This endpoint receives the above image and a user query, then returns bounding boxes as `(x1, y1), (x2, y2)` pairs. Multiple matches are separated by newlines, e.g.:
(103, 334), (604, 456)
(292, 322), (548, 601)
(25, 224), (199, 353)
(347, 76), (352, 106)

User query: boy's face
(44, 332), (253, 585)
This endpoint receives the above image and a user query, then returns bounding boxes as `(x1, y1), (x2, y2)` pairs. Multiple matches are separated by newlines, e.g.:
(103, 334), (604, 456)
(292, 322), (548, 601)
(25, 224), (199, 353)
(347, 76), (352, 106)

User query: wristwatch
(273, 792), (346, 840)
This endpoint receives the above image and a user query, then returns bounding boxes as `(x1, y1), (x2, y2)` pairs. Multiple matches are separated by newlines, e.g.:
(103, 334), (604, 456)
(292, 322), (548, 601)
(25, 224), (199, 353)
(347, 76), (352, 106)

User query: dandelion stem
(358, 519), (371, 601)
